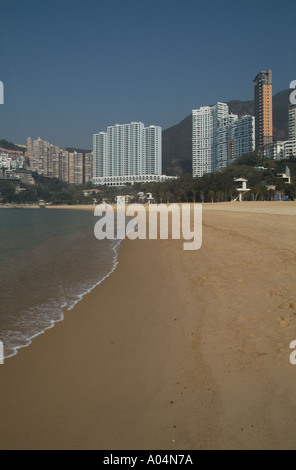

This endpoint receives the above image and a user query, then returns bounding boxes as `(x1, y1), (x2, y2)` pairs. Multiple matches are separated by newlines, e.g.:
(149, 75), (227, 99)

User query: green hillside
(0, 139), (25, 152)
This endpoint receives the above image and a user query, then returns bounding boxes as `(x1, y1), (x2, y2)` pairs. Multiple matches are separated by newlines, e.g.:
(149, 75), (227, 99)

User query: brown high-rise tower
(253, 70), (273, 150)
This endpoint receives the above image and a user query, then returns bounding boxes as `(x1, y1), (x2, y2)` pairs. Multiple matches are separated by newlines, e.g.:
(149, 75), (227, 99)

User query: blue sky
(0, 0), (295, 149)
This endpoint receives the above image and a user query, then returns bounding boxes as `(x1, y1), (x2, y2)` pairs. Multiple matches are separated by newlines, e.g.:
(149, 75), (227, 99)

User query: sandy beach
(0, 201), (296, 450)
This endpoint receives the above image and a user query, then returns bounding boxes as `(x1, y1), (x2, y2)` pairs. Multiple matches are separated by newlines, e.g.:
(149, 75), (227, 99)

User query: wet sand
(0, 201), (296, 449)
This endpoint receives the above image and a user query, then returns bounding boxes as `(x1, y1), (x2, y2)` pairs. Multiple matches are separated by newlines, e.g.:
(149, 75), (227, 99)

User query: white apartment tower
(143, 125), (162, 175)
(216, 114), (238, 171)
(192, 102), (228, 177)
(289, 105), (296, 141)
(193, 103), (255, 176)
(228, 115), (255, 163)
(93, 132), (107, 178)
(93, 121), (162, 180)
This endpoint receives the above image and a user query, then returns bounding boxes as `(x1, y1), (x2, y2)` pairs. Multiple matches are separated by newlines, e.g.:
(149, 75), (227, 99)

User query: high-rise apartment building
(288, 105), (296, 141)
(253, 70), (273, 150)
(106, 122), (144, 177)
(47, 144), (60, 178)
(26, 137), (91, 184)
(143, 125), (162, 175)
(192, 102), (229, 177)
(32, 137), (49, 174)
(68, 151), (83, 184)
(228, 115), (255, 164)
(26, 137), (33, 169)
(93, 121), (162, 185)
(84, 152), (93, 183)
(93, 132), (107, 178)
(192, 106), (212, 177)
(59, 149), (69, 182)
(193, 103), (237, 177)
(193, 103), (255, 177)
(215, 114), (238, 172)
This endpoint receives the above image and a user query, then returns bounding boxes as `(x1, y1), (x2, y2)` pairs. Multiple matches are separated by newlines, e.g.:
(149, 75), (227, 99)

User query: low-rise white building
(0, 151), (24, 170)
(92, 174), (177, 187)
(284, 140), (296, 158)
(261, 140), (296, 160)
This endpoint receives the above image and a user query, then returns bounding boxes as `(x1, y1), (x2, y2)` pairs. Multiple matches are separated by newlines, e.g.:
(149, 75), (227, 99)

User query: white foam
(2, 238), (123, 360)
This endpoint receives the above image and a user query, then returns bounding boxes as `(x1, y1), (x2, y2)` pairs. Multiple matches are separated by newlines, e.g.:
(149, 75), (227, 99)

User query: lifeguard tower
(234, 177), (250, 201)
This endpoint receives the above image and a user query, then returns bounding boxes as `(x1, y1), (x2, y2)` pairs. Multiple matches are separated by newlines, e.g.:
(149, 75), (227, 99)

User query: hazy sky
(0, 0), (295, 149)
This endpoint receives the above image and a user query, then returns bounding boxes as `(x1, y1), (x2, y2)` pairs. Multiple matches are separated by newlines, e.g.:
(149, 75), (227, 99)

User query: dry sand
(0, 201), (296, 449)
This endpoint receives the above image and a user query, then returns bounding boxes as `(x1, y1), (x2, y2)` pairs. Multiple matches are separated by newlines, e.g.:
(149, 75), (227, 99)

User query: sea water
(0, 208), (119, 359)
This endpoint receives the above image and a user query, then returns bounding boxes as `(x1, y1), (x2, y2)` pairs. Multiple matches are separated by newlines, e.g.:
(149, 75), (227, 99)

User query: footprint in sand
(267, 290), (282, 297)
(278, 302), (295, 311)
(276, 316), (290, 327)
(276, 304), (296, 327)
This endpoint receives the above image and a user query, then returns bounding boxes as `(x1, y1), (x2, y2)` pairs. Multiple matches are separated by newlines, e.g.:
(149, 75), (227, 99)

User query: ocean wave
(1, 237), (123, 360)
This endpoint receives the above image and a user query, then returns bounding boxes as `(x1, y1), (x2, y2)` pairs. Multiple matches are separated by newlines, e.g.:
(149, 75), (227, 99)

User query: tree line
(0, 153), (295, 205)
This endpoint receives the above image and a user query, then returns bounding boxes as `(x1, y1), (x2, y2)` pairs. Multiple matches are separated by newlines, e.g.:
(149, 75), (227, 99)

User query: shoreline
(3, 200), (295, 360)
(0, 199), (295, 212)
(0, 204), (40, 209)
(0, 201), (296, 449)
(3, 237), (123, 361)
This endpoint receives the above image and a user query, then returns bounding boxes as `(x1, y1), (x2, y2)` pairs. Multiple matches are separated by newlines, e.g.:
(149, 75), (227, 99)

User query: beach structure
(146, 192), (154, 204)
(277, 166), (291, 184)
(234, 177), (250, 201)
(115, 195), (127, 205)
(137, 192), (154, 203)
(115, 195), (133, 204)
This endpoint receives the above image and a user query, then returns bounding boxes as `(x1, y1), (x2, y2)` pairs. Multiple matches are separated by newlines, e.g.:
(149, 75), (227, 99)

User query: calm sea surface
(0, 208), (119, 359)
